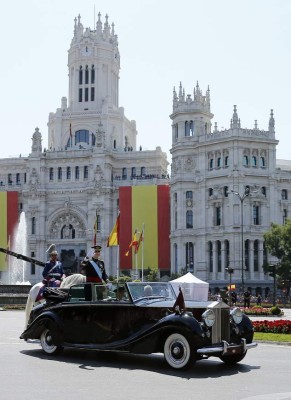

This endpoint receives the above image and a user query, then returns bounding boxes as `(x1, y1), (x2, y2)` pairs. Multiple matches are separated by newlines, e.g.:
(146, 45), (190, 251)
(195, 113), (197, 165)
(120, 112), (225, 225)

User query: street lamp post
(230, 187), (250, 293)
(225, 267), (234, 305)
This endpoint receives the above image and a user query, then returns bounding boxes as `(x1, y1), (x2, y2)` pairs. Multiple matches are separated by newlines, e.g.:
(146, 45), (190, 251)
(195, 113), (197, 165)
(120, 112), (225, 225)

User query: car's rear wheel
(40, 328), (62, 355)
(219, 351), (247, 365)
(164, 333), (195, 369)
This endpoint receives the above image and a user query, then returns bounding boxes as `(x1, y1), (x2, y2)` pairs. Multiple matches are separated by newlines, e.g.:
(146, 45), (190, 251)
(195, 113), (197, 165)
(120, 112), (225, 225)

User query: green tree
(263, 219), (291, 294)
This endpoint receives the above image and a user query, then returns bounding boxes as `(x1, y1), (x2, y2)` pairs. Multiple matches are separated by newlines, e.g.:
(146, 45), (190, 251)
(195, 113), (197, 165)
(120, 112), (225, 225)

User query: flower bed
(252, 319), (291, 334)
(241, 306), (273, 316)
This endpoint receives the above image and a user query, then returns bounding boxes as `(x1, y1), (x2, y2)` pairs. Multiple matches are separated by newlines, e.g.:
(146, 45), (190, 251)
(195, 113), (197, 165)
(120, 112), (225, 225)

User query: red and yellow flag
(125, 229), (138, 256)
(107, 213), (120, 247)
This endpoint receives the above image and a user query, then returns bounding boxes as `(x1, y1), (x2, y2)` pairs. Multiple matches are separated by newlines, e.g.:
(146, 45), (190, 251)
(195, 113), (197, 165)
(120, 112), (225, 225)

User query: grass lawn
(254, 332), (291, 342)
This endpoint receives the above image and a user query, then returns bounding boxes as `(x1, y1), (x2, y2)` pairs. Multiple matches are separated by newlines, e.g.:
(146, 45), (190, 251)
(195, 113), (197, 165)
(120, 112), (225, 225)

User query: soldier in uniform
(80, 245), (109, 284)
(42, 250), (65, 287)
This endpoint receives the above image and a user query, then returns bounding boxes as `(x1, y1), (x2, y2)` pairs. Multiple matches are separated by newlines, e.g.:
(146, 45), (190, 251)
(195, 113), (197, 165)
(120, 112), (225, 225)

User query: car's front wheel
(164, 333), (195, 370)
(40, 328), (62, 355)
(219, 351), (247, 365)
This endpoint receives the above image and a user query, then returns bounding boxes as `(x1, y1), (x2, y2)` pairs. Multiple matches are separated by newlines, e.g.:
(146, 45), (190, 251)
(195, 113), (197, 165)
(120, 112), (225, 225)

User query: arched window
(260, 157), (265, 167)
(261, 187), (266, 197)
(131, 167), (136, 178)
(49, 168), (54, 181)
(75, 130), (89, 144)
(91, 65), (95, 84)
(8, 173), (12, 185)
(85, 65), (89, 84)
(243, 155), (249, 166)
(209, 188), (213, 197)
(217, 157), (221, 168)
(79, 66), (83, 85)
(224, 155), (229, 166)
(209, 159), (214, 169)
(190, 121), (194, 136)
(186, 210), (193, 228)
(16, 173), (20, 185)
(113, 139), (116, 149)
(252, 156), (257, 166)
(141, 166), (145, 176)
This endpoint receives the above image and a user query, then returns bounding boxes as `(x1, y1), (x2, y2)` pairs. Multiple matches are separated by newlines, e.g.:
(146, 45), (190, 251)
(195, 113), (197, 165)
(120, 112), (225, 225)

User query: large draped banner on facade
(119, 185), (170, 271)
(0, 192), (18, 271)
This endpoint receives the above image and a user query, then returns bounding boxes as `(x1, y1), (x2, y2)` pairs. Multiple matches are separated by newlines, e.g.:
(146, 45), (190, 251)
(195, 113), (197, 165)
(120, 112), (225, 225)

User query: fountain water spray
(9, 212), (31, 285)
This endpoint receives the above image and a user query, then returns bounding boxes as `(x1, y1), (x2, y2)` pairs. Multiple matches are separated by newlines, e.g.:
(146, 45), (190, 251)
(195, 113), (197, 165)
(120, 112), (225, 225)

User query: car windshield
(127, 282), (176, 301)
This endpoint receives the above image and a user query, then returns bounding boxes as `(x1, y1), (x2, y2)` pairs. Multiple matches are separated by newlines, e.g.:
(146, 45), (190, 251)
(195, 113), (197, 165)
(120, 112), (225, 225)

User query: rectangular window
(283, 209), (288, 224)
(49, 168), (54, 181)
(215, 206), (221, 226)
(253, 205), (260, 225)
(85, 88), (89, 102)
(91, 87), (95, 101)
(79, 88), (82, 102)
(66, 167), (71, 180)
(186, 191), (193, 199)
(75, 166), (79, 180)
(84, 166), (88, 179)
(31, 217), (36, 235)
(58, 167), (62, 181)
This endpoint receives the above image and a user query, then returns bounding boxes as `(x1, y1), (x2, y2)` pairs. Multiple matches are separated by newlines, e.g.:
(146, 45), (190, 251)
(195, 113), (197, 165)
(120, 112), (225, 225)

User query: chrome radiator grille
(211, 308), (230, 343)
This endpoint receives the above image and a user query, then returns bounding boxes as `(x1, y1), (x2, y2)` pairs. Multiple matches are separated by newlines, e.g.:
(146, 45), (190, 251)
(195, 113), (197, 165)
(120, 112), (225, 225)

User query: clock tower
(48, 13), (135, 152)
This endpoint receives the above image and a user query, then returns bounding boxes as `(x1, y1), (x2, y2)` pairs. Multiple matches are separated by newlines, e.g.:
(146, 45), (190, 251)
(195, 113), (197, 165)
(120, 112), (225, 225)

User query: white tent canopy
(170, 272), (209, 301)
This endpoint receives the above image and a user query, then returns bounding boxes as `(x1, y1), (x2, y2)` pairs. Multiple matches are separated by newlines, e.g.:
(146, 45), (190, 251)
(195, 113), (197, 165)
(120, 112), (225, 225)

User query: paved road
(1, 310), (291, 400)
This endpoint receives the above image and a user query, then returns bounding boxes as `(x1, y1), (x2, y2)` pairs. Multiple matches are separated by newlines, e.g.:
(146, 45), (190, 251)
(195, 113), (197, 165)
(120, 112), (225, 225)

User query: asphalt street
(1, 310), (291, 400)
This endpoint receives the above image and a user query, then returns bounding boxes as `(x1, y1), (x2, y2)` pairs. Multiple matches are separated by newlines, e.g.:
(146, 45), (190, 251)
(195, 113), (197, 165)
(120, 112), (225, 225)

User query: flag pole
(141, 223), (145, 282)
(135, 246), (138, 280)
(116, 245), (119, 282)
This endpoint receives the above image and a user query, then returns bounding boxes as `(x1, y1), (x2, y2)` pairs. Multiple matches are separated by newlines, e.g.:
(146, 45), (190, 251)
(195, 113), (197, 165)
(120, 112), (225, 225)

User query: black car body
(20, 281), (257, 369)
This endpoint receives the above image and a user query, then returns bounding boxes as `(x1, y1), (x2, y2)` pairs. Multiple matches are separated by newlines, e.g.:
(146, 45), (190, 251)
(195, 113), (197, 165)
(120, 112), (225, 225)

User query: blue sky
(1, 0), (290, 162)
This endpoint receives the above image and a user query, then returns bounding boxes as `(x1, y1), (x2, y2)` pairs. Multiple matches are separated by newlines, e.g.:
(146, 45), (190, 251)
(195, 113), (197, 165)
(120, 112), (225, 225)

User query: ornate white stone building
(0, 14), (168, 284)
(0, 14), (290, 296)
(170, 82), (290, 295)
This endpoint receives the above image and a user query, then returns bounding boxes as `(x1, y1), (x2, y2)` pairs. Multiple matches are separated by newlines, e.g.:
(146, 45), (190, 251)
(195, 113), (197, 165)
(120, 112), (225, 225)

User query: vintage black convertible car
(20, 281), (257, 369)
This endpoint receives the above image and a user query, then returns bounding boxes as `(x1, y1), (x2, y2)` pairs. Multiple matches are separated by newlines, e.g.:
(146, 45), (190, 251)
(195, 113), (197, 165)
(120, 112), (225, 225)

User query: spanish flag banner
(107, 212), (120, 247)
(0, 192), (18, 271)
(119, 185), (170, 271)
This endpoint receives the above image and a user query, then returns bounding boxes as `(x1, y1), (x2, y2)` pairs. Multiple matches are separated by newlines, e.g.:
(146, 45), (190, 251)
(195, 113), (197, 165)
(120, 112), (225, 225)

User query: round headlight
(230, 307), (243, 324)
(202, 309), (215, 327)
